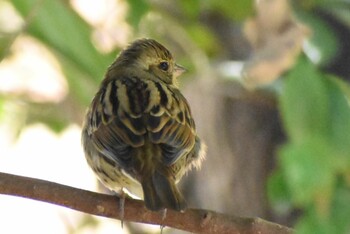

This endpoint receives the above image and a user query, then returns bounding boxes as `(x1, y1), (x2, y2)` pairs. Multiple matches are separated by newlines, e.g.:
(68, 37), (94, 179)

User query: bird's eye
(159, 61), (169, 71)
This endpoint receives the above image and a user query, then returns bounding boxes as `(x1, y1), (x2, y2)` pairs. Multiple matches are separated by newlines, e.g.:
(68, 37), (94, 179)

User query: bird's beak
(174, 63), (187, 77)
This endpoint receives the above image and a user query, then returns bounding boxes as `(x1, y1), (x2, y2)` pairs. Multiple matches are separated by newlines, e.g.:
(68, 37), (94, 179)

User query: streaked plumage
(82, 38), (205, 211)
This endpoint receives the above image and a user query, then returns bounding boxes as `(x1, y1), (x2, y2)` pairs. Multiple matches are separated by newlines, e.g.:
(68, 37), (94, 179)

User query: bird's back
(83, 74), (196, 210)
(82, 38), (205, 211)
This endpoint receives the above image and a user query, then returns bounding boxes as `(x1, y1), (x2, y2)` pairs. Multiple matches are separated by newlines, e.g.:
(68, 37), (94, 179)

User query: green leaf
(280, 137), (335, 207)
(11, 0), (115, 105)
(324, 5), (350, 27)
(296, 184), (350, 234)
(330, 185), (350, 233)
(330, 76), (350, 100)
(0, 97), (5, 121)
(280, 57), (330, 142)
(186, 24), (218, 56)
(326, 77), (350, 164)
(12, 0), (112, 81)
(0, 33), (15, 61)
(296, 11), (339, 66)
(179, 0), (201, 19)
(209, 0), (254, 21)
(296, 206), (333, 234)
(267, 170), (293, 214)
(126, 0), (150, 29)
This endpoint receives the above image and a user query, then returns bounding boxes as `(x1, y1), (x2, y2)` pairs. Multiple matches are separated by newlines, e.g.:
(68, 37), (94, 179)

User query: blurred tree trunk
(182, 78), (285, 220)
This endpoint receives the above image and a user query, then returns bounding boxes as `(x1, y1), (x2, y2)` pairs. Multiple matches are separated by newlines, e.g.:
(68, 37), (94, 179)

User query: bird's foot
(160, 208), (167, 233)
(115, 189), (127, 228)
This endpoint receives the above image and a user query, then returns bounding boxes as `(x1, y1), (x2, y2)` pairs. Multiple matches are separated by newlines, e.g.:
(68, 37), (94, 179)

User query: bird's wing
(85, 76), (196, 168)
(147, 81), (196, 165)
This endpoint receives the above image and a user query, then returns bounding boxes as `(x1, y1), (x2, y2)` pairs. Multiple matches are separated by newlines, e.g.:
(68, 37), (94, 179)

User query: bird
(81, 38), (206, 213)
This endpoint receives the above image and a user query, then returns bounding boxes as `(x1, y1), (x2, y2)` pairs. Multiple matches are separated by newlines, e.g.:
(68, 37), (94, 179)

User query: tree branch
(0, 172), (293, 233)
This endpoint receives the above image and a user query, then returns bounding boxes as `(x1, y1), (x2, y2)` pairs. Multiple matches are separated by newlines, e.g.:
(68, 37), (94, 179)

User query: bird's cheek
(172, 77), (179, 87)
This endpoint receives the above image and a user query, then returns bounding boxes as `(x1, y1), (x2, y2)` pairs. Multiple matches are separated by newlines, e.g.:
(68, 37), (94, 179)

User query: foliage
(268, 0), (350, 230)
(10, 0), (116, 104)
(269, 56), (350, 233)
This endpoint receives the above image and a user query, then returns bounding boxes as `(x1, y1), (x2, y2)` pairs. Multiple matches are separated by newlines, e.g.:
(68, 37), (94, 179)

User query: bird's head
(115, 39), (186, 84)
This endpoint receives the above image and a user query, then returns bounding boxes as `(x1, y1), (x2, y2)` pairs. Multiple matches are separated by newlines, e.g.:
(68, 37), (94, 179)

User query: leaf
(280, 57), (330, 143)
(267, 170), (293, 214)
(330, 76), (350, 100)
(296, 206), (333, 234)
(297, 11), (339, 66)
(186, 25), (218, 56)
(126, 0), (150, 29)
(0, 97), (5, 121)
(296, 184), (350, 234)
(11, 0), (115, 104)
(12, 0), (112, 80)
(0, 34), (15, 62)
(279, 137), (335, 207)
(325, 77), (350, 171)
(330, 185), (350, 233)
(179, 0), (201, 19)
(209, 0), (254, 21)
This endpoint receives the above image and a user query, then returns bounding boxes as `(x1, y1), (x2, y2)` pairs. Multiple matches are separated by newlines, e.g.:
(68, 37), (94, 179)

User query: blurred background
(1, 0), (350, 233)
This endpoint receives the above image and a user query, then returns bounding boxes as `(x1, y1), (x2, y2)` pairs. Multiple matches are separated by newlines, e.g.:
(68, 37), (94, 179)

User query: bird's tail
(141, 170), (187, 211)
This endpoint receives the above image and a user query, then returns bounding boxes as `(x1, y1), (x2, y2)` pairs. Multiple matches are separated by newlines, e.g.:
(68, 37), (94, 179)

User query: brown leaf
(242, 0), (310, 89)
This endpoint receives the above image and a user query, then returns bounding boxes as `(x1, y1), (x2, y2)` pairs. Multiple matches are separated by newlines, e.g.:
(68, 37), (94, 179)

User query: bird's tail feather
(141, 170), (187, 211)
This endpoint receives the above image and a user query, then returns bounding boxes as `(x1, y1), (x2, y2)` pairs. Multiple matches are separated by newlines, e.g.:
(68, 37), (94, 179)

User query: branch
(0, 172), (293, 234)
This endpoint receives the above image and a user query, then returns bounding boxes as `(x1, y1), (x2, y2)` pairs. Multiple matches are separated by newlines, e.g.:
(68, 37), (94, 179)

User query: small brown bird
(82, 38), (205, 212)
